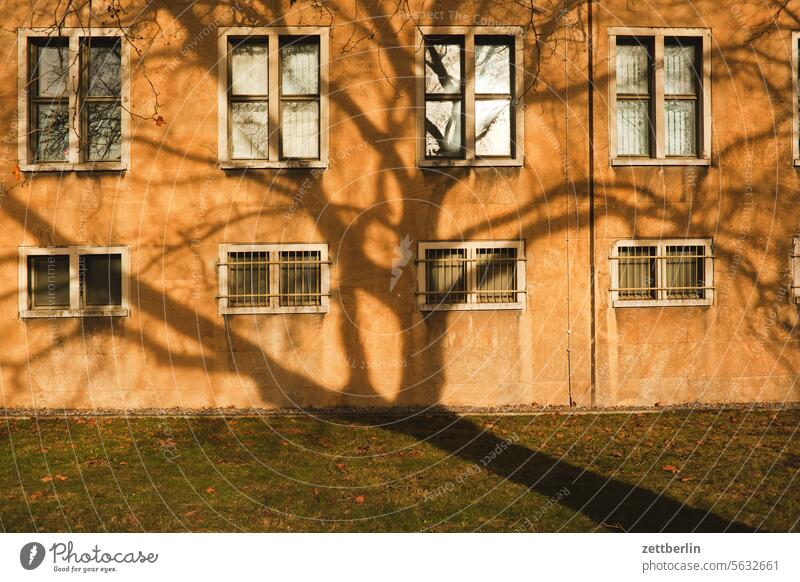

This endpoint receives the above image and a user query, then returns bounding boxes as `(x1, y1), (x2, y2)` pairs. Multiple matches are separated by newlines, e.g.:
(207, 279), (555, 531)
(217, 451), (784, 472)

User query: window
(217, 27), (329, 169)
(416, 241), (526, 310)
(18, 246), (130, 318)
(416, 27), (524, 167)
(609, 28), (710, 166)
(610, 239), (713, 307)
(218, 244), (330, 314)
(17, 29), (129, 171)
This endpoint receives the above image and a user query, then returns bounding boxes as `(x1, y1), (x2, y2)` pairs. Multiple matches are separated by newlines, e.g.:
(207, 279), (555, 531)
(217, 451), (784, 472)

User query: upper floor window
(416, 241), (526, 310)
(218, 27), (329, 169)
(609, 28), (710, 166)
(610, 239), (713, 307)
(17, 29), (129, 171)
(417, 27), (524, 168)
(19, 246), (130, 318)
(218, 243), (330, 314)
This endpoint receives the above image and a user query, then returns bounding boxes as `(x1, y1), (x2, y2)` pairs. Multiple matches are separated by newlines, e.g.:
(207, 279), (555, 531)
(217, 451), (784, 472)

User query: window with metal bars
(219, 27), (328, 169)
(417, 241), (525, 311)
(218, 244), (329, 314)
(610, 28), (710, 165)
(611, 239), (713, 307)
(21, 29), (127, 169)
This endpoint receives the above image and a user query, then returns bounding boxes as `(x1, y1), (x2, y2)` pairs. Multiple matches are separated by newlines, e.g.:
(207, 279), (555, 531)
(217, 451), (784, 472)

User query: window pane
(281, 41), (319, 95)
(231, 41), (268, 95)
(87, 102), (121, 161)
(618, 246), (656, 301)
(664, 43), (696, 96)
(228, 252), (268, 308)
(616, 100), (649, 156)
(476, 99), (511, 157)
(425, 248), (466, 305)
(425, 100), (462, 157)
(231, 101), (269, 159)
(425, 42), (461, 94)
(477, 248), (517, 303)
(475, 42), (510, 94)
(29, 255), (70, 309)
(33, 43), (68, 97)
(34, 103), (69, 161)
(80, 254), (122, 307)
(665, 246), (704, 300)
(280, 251), (321, 307)
(281, 101), (319, 158)
(665, 100), (697, 156)
(87, 40), (121, 97)
(616, 43), (649, 95)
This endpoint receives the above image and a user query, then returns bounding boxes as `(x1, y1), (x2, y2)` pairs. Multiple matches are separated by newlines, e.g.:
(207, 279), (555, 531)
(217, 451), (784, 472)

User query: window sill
(220, 306), (329, 315)
(20, 162), (128, 173)
(612, 299), (712, 308)
(418, 157), (523, 169)
(419, 302), (525, 312)
(611, 157), (710, 167)
(219, 159), (328, 170)
(20, 307), (130, 319)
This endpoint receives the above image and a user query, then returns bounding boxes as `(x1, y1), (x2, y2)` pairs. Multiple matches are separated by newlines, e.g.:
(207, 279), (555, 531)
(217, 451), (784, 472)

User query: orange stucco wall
(0, 0), (797, 409)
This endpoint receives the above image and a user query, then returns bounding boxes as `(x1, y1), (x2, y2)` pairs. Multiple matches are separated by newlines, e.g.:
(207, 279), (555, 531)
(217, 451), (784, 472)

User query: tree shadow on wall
(5, 0), (799, 532)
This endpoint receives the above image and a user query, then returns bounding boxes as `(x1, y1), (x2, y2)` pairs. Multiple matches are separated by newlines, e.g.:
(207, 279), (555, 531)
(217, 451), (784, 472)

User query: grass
(0, 409), (798, 532)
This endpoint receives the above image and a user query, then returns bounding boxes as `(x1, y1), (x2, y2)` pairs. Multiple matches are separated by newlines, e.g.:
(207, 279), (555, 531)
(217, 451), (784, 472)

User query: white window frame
(18, 246), (130, 318)
(610, 238), (714, 308)
(415, 26), (525, 168)
(218, 243), (330, 315)
(608, 27), (711, 167)
(217, 27), (329, 170)
(17, 28), (131, 172)
(416, 240), (526, 311)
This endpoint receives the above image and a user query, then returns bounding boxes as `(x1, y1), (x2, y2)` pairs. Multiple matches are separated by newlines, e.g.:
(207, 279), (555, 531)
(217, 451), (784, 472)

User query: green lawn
(0, 409), (798, 532)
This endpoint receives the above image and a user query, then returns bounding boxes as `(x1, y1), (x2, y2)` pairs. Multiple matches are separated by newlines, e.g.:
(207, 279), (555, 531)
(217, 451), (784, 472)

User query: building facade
(1, 0), (799, 410)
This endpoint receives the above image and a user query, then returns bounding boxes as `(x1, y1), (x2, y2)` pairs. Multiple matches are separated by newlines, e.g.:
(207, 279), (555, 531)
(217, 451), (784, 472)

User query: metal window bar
(612, 246), (709, 301)
(279, 250), (321, 307)
(476, 247), (517, 303)
(419, 249), (525, 305)
(228, 251), (269, 308)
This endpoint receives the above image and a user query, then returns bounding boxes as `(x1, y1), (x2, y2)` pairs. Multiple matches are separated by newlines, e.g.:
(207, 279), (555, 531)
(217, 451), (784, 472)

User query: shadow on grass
(380, 413), (756, 532)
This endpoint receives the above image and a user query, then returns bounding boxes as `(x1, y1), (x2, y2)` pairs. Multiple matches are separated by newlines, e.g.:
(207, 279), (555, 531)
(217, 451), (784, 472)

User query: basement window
(417, 27), (524, 168)
(218, 27), (329, 169)
(18, 29), (129, 172)
(416, 241), (526, 311)
(19, 246), (130, 318)
(609, 28), (711, 166)
(218, 243), (330, 314)
(610, 239), (713, 307)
